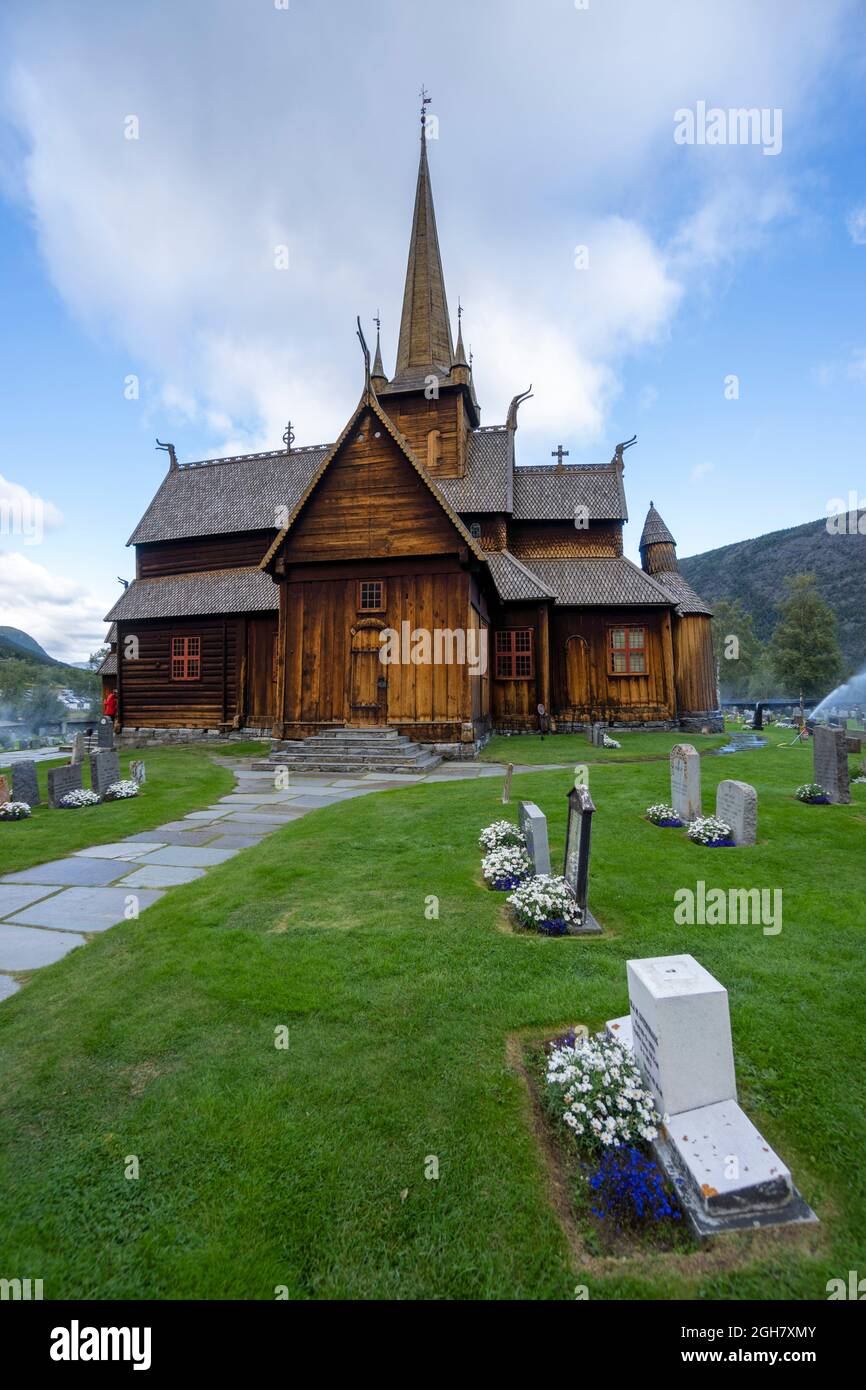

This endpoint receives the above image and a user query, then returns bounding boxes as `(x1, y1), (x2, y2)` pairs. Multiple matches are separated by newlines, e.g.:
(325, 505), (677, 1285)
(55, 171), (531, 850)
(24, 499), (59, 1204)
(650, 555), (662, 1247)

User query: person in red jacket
(103, 689), (118, 719)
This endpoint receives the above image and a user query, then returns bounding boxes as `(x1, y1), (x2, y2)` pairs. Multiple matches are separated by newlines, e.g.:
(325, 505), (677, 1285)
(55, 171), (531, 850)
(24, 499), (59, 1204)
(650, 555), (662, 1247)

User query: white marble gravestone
(518, 801), (551, 875)
(626, 954), (736, 1117)
(715, 779), (757, 846)
(670, 743), (701, 822)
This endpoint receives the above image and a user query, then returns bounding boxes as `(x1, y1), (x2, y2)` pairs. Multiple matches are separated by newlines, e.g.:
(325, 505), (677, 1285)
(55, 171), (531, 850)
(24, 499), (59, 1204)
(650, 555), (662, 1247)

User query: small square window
(358, 580), (385, 612)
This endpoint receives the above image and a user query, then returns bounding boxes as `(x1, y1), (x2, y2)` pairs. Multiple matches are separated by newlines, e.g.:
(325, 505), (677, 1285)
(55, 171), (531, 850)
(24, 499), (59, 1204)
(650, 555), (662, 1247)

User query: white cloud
(0, 472), (63, 544)
(0, 552), (109, 662)
(0, 0), (855, 462)
(846, 206), (866, 245)
(690, 462), (715, 482)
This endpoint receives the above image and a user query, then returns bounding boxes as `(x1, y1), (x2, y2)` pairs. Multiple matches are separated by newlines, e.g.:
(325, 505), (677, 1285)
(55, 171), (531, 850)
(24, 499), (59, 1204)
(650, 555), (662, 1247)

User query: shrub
(481, 845), (531, 890)
(545, 1033), (660, 1149)
(645, 803), (683, 827)
(588, 1145), (681, 1228)
(687, 815), (733, 846)
(507, 875), (582, 935)
(59, 788), (101, 809)
(796, 782), (830, 804)
(103, 780), (140, 800)
(478, 820), (525, 852)
(0, 801), (31, 821)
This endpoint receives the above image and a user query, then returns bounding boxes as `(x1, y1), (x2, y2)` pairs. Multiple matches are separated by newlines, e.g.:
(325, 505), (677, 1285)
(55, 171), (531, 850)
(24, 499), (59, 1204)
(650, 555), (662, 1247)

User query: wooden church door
(348, 621), (387, 725)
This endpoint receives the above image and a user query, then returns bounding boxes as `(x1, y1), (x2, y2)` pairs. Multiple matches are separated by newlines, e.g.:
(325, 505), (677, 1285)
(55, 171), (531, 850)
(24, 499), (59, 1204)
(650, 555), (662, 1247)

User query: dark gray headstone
(97, 717), (115, 749)
(90, 749), (121, 798)
(48, 764), (83, 808)
(563, 786), (602, 934)
(518, 800), (551, 875)
(12, 760), (40, 807)
(813, 725), (850, 804)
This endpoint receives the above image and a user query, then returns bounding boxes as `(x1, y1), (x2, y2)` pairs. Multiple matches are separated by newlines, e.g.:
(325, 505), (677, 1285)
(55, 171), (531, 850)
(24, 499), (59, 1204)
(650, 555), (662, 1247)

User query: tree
(22, 685), (67, 730)
(711, 598), (765, 698)
(768, 573), (844, 701)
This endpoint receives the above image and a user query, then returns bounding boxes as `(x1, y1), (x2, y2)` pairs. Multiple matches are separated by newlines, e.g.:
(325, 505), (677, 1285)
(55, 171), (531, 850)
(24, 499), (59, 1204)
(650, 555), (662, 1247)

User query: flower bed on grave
(687, 815), (734, 847)
(103, 780), (140, 801)
(481, 845), (531, 891)
(59, 789), (101, 809)
(644, 803), (684, 828)
(0, 801), (31, 821)
(478, 819), (525, 852)
(507, 874), (583, 935)
(795, 782), (831, 804)
(526, 1028), (687, 1249)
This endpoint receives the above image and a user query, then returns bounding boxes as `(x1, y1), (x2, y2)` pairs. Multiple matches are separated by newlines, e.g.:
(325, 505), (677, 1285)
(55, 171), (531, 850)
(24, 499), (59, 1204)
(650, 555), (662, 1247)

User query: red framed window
(495, 628), (534, 679)
(358, 580), (385, 612)
(608, 625), (646, 675)
(170, 635), (201, 681)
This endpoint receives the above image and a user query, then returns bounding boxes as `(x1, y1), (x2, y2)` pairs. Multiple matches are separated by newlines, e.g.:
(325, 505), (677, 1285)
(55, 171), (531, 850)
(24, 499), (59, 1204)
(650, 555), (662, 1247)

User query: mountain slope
(679, 513), (866, 672)
(0, 627), (68, 667)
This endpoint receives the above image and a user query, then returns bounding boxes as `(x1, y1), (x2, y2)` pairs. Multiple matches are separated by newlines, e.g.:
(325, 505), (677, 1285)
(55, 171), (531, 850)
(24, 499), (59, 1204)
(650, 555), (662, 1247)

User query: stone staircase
(251, 727), (442, 776)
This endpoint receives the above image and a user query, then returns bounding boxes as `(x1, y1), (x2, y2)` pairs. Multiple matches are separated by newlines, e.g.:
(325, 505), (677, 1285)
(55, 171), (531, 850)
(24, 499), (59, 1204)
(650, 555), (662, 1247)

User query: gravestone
(607, 953), (817, 1237)
(518, 800), (551, 875)
(753, 702), (764, 731)
(0, 775), (9, 806)
(715, 779), (757, 847)
(90, 749), (121, 798)
(845, 733), (865, 755)
(48, 763), (83, 808)
(97, 717), (115, 749)
(626, 954), (737, 1117)
(70, 732), (86, 765)
(130, 760), (147, 785)
(563, 785), (602, 934)
(11, 760), (40, 806)
(813, 725), (850, 804)
(670, 743), (701, 822)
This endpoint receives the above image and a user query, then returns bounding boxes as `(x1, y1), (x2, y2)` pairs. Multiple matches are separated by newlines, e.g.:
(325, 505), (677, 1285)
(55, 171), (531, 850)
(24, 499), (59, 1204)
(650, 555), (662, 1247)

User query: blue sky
(0, 0), (864, 660)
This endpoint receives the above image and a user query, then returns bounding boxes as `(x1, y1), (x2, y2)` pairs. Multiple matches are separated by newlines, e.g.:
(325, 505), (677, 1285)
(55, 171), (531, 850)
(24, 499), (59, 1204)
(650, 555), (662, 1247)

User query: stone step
(259, 753), (438, 770)
(271, 743), (417, 758)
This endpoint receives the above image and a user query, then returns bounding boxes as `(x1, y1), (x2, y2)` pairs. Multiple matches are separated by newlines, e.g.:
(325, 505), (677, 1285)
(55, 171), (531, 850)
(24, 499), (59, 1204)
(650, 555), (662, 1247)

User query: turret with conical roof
(371, 318), (388, 393)
(639, 501), (679, 575)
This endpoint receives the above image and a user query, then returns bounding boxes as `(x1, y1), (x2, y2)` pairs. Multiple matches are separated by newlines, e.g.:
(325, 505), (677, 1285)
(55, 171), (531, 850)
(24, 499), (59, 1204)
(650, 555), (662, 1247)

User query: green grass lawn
(0, 732), (863, 1299)
(0, 748), (235, 875)
(481, 728), (730, 764)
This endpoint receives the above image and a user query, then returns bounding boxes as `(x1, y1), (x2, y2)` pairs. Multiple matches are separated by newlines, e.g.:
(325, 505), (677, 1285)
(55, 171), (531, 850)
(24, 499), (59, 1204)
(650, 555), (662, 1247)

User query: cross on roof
(282, 421), (295, 450)
(551, 443), (569, 466)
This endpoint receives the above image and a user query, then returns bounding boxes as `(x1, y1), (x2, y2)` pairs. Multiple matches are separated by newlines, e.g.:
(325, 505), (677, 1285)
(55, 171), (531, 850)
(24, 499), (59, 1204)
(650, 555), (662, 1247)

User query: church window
(358, 580), (385, 612)
(608, 625), (646, 674)
(495, 628), (534, 679)
(170, 634), (201, 681)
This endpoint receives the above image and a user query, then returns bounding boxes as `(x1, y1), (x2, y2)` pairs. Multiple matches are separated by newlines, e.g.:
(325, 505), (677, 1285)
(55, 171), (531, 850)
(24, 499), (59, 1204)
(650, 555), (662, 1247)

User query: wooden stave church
(103, 122), (719, 751)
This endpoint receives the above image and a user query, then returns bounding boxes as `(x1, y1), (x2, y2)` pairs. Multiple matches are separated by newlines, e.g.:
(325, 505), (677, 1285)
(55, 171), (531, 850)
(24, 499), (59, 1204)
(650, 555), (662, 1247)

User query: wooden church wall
(278, 562), (474, 737)
(381, 390), (466, 479)
(283, 426), (460, 564)
(136, 530), (275, 578)
(673, 614), (718, 714)
(548, 606), (676, 723)
(117, 616), (241, 728)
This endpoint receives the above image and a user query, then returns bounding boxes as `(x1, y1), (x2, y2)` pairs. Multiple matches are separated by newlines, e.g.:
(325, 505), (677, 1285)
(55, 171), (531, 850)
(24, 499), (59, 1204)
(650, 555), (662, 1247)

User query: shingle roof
(651, 570), (713, 616)
(511, 464), (627, 522)
(523, 557), (675, 607)
(127, 446), (331, 545)
(639, 503), (675, 549)
(105, 568), (278, 621)
(436, 427), (512, 512)
(485, 550), (557, 602)
(107, 623), (117, 643)
(97, 650), (117, 675)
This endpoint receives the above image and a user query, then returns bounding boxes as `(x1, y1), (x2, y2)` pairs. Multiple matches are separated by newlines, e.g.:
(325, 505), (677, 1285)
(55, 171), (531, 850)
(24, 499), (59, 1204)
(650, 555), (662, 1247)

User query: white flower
(687, 815), (732, 845)
(481, 845), (531, 886)
(478, 820), (526, 851)
(59, 788), (101, 809)
(545, 1032), (660, 1151)
(0, 800), (31, 820)
(103, 780), (140, 801)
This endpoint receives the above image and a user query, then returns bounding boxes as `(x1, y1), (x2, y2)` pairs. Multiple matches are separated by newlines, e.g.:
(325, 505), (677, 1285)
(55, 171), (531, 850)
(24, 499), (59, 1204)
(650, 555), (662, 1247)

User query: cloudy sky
(0, 0), (864, 660)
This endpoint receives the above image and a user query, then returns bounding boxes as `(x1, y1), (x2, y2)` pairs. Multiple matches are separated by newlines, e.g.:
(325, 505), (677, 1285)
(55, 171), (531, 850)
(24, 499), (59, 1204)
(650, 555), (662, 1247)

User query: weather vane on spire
(457, 298), (462, 322)
(420, 85), (431, 132)
(374, 310), (381, 335)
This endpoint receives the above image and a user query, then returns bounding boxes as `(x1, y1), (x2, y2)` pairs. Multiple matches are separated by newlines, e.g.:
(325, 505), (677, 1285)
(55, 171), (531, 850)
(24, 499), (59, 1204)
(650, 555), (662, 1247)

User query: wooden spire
(392, 97), (454, 384)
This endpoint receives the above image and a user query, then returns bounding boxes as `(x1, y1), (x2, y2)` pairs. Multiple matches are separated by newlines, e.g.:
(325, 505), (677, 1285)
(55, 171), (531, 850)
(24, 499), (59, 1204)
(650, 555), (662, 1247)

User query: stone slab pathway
(0, 757), (564, 1001)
